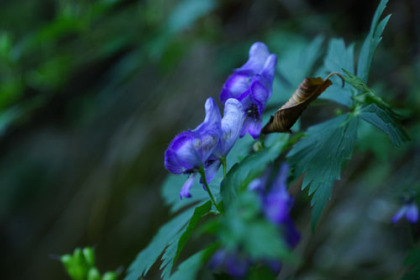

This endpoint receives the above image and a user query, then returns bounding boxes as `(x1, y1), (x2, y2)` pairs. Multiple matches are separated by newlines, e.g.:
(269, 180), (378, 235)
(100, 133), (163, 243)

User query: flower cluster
(164, 42), (277, 199)
(210, 163), (300, 278)
(221, 42), (277, 139)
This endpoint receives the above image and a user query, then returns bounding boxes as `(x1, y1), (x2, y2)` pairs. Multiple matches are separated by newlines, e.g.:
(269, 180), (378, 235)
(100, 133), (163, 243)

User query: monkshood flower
(220, 42), (277, 139)
(209, 249), (250, 278)
(164, 98), (244, 199)
(249, 163), (300, 247)
(209, 249), (282, 278)
(205, 98), (245, 180)
(392, 200), (419, 224)
(164, 97), (221, 199)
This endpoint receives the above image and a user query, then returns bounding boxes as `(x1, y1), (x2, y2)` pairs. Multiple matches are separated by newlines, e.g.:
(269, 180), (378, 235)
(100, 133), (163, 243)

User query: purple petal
(235, 42), (270, 75)
(250, 80), (270, 111)
(248, 178), (264, 192)
(264, 259), (282, 274)
(264, 191), (290, 224)
(406, 203), (419, 223)
(240, 117), (262, 139)
(192, 98), (222, 163)
(271, 163), (289, 191)
(213, 99), (245, 158)
(180, 174), (196, 199)
(164, 131), (200, 173)
(248, 167), (272, 192)
(209, 249), (227, 270)
(220, 74), (251, 103)
(392, 206), (406, 224)
(283, 217), (301, 248)
(204, 159), (221, 183)
(226, 254), (249, 278)
(260, 54), (278, 87)
(203, 97), (222, 125)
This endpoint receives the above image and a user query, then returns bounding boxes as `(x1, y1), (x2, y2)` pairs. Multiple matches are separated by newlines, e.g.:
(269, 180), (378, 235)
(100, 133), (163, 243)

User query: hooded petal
(250, 80), (270, 111)
(180, 174), (196, 199)
(260, 54), (278, 88)
(164, 98), (222, 174)
(213, 99), (245, 158)
(235, 42), (270, 75)
(191, 98), (222, 163)
(406, 203), (419, 223)
(220, 73), (251, 103)
(164, 131), (200, 173)
(240, 117), (262, 139)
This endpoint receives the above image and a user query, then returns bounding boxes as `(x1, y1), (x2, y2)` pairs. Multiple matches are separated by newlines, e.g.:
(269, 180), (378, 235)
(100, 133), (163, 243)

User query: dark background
(0, 0), (419, 279)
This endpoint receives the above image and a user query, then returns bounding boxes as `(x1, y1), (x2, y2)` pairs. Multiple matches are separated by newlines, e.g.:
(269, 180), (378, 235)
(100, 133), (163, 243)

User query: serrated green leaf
(221, 134), (289, 208)
(160, 201), (212, 279)
(360, 104), (409, 146)
(161, 174), (208, 213)
(169, 244), (218, 280)
(269, 36), (324, 107)
(320, 38), (354, 107)
(287, 114), (359, 227)
(357, 0), (390, 82)
(125, 207), (196, 280)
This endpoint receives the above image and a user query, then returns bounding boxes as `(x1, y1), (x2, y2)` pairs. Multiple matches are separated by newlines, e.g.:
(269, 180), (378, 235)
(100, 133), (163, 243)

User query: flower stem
(199, 167), (222, 213)
(221, 157), (227, 177)
(259, 134), (266, 149)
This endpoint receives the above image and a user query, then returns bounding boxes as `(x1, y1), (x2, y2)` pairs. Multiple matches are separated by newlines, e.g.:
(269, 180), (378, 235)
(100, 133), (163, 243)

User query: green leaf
(160, 201), (212, 279)
(320, 38), (355, 107)
(221, 134), (289, 208)
(161, 174), (208, 213)
(357, 0), (391, 82)
(125, 207), (196, 280)
(244, 220), (293, 260)
(218, 192), (297, 264)
(341, 70), (409, 146)
(270, 36), (324, 107)
(402, 248), (420, 280)
(169, 244), (218, 280)
(287, 114), (359, 227)
(278, 36), (324, 87)
(360, 104), (409, 147)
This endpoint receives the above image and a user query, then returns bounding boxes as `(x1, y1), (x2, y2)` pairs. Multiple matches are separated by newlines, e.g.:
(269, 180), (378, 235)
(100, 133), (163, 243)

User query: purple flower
(248, 163), (300, 248)
(202, 99), (245, 182)
(164, 98), (245, 199)
(212, 99), (245, 159)
(209, 249), (250, 279)
(220, 42), (277, 139)
(164, 97), (221, 198)
(392, 202), (419, 224)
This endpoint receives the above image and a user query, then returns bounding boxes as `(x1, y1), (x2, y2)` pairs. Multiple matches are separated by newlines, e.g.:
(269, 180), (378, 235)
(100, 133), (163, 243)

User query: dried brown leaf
(262, 73), (343, 134)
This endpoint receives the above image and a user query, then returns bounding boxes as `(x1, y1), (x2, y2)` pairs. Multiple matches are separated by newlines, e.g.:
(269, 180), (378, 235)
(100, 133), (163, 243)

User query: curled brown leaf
(262, 72), (344, 134)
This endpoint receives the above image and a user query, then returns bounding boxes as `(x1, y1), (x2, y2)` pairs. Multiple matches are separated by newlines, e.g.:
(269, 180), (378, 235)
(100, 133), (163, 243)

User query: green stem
(221, 157), (227, 177)
(259, 134), (266, 149)
(199, 167), (222, 213)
